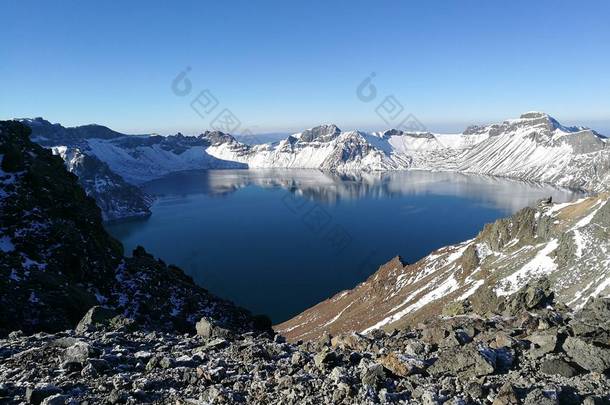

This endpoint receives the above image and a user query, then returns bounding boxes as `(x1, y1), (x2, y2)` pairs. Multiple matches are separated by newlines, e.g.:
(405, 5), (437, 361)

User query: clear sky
(1, 1), (609, 135)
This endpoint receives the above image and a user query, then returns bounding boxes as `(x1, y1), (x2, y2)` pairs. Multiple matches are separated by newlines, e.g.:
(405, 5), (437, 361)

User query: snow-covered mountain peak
(519, 111), (552, 120)
(198, 130), (239, 146)
(17, 117), (53, 127)
(298, 124), (341, 143)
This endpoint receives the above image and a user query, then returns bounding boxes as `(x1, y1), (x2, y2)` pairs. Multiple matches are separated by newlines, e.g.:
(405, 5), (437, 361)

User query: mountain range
(20, 112), (610, 221)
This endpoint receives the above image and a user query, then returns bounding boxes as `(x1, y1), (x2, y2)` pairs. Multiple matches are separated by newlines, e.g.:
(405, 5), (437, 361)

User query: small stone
(159, 357), (174, 369)
(205, 338), (228, 350)
(196, 317), (233, 339)
(492, 382), (519, 405)
(330, 366), (346, 383)
(524, 388), (558, 405)
(8, 330), (24, 340)
(421, 391), (440, 405)
(405, 340), (426, 356)
(195, 318), (214, 337)
(291, 351), (303, 365)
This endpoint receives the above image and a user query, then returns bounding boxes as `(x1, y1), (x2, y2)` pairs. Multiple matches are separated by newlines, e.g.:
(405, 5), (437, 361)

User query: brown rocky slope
(276, 193), (610, 342)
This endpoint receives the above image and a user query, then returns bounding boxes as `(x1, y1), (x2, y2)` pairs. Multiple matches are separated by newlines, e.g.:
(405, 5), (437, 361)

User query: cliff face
(0, 121), (264, 336)
(276, 194), (610, 342)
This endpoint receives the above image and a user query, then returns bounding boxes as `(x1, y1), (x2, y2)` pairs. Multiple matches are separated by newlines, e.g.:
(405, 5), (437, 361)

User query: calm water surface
(106, 170), (581, 323)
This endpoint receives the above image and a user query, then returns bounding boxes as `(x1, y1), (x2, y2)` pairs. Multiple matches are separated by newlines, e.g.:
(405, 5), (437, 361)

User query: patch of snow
(322, 301), (355, 327)
(496, 239), (559, 296)
(362, 275), (459, 333)
(457, 279), (485, 301)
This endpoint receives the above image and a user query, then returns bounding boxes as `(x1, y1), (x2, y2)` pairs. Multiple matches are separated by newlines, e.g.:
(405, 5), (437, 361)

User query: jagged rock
(75, 306), (118, 333)
(62, 341), (96, 369)
(428, 344), (496, 378)
(442, 300), (471, 317)
(313, 347), (337, 369)
(563, 336), (610, 373)
(571, 297), (610, 344)
(361, 363), (386, 388)
(505, 278), (554, 314)
(204, 338), (228, 350)
(195, 317), (231, 339)
(330, 333), (368, 351)
(576, 297), (610, 329)
(527, 332), (558, 359)
(492, 382), (520, 405)
(421, 326), (448, 345)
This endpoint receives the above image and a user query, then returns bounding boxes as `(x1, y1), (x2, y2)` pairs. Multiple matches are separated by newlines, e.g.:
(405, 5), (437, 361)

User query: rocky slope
(1, 284), (609, 404)
(0, 120), (267, 337)
(276, 193), (610, 343)
(20, 113), (609, 220)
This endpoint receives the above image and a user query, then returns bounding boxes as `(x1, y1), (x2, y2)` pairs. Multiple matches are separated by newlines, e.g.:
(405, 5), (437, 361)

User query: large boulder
(360, 363), (386, 389)
(563, 336), (610, 373)
(570, 297), (610, 345)
(527, 332), (559, 359)
(195, 317), (232, 339)
(75, 306), (117, 333)
(540, 358), (582, 377)
(428, 344), (496, 378)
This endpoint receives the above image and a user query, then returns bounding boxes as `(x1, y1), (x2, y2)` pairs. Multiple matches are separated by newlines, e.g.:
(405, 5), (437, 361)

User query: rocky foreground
(1, 283), (610, 404)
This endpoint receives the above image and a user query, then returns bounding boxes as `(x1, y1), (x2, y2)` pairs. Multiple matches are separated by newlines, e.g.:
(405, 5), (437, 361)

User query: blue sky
(1, 1), (609, 135)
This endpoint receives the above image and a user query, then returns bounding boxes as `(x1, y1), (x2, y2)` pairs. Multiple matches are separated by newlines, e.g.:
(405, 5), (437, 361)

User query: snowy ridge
(23, 112), (610, 188)
(19, 113), (610, 221)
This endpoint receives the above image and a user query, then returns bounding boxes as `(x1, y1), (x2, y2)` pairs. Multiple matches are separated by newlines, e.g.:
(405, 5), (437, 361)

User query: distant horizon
(13, 114), (610, 138)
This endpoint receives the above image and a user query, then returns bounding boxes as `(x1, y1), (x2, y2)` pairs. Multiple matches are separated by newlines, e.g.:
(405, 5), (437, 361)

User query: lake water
(106, 169), (581, 323)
